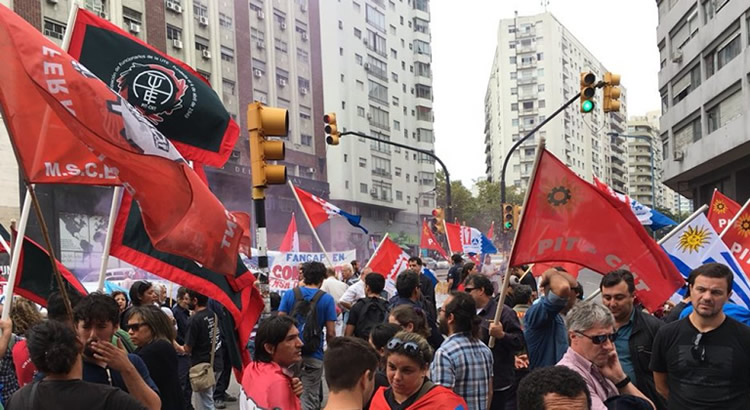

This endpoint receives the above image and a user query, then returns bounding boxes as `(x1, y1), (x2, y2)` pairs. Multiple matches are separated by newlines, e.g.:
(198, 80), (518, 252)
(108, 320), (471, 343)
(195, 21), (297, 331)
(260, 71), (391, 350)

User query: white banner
(268, 250), (357, 294)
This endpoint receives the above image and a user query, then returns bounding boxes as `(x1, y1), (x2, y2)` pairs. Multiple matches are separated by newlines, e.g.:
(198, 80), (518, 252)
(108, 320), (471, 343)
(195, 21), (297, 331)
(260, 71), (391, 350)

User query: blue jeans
(193, 385), (215, 410)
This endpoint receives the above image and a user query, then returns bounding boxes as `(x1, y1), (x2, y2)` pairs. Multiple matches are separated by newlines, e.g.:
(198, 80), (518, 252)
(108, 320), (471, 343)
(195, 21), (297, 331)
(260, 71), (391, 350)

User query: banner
(707, 190), (741, 233)
(269, 250), (357, 294)
(444, 222), (497, 255)
(367, 236), (410, 296)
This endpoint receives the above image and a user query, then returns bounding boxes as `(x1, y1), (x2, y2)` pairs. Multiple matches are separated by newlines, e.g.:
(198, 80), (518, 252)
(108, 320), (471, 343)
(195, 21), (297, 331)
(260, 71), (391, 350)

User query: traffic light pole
(340, 131), (454, 222)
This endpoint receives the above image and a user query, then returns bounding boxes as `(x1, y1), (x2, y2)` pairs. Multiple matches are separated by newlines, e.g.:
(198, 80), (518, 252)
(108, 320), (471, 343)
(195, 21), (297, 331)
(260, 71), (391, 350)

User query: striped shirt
(430, 332), (493, 410)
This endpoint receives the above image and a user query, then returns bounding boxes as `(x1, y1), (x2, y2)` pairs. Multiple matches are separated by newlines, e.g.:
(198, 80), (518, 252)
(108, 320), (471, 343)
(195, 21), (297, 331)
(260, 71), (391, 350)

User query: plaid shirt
(430, 332), (493, 410)
(0, 334), (21, 404)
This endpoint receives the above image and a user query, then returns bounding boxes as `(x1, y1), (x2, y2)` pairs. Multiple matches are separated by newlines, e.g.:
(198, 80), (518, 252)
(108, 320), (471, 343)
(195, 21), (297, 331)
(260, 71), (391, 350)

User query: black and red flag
(0, 224), (87, 306)
(110, 194), (263, 369)
(66, 8), (239, 168)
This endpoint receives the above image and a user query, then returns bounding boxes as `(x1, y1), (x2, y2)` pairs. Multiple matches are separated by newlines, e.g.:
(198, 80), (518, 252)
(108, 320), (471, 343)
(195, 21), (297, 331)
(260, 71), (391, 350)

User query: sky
(430, 0), (661, 186)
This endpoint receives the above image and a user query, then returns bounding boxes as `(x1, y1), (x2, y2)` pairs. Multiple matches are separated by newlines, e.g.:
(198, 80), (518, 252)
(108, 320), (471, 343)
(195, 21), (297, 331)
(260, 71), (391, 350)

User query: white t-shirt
(321, 276), (348, 303)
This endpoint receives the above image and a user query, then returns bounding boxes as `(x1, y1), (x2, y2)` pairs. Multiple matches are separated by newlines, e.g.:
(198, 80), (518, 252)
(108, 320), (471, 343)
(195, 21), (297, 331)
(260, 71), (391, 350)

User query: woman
(112, 291), (128, 313)
(10, 297), (44, 387)
(366, 323), (401, 409)
(369, 331), (467, 409)
(457, 262), (477, 291)
(121, 280), (158, 329)
(388, 305), (431, 340)
(126, 305), (185, 410)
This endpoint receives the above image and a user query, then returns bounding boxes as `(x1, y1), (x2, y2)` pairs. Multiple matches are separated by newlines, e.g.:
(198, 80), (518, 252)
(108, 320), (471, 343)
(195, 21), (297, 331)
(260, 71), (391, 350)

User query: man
(345, 273), (388, 340)
(239, 315), (303, 410)
(447, 254), (464, 291)
(663, 286), (689, 323)
(341, 264), (357, 286)
(172, 287), (194, 410)
(431, 292), (494, 410)
(74, 293), (161, 410)
(513, 266), (538, 298)
(650, 262), (750, 409)
(557, 301), (654, 409)
(465, 274), (524, 409)
(321, 268), (348, 304)
(389, 269), (443, 349)
(184, 290), (223, 410)
(279, 261), (337, 410)
(512, 284), (533, 324)
(351, 260), (361, 278)
(323, 337), (380, 410)
(408, 256), (437, 320)
(517, 366), (591, 410)
(524, 268), (578, 369)
(339, 267), (374, 311)
(600, 269), (666, 409)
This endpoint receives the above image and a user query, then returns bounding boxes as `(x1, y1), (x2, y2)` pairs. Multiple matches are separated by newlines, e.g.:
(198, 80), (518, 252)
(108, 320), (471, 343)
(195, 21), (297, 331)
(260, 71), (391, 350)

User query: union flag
(707, 189), (741, 233)
(420, 219), (448, 260)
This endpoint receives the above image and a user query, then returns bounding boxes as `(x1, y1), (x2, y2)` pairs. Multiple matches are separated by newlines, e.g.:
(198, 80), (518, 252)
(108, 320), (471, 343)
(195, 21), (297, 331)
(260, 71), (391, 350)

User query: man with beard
(557, 301), (654, 410)
(650, 263), (750, 409)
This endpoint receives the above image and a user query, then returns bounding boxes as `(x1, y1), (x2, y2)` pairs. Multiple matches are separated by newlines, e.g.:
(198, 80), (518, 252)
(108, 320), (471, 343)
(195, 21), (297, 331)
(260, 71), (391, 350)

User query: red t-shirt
(369, 385), (468, 409)
(240, 361), (300, 410)
(12, 339), (36, 387)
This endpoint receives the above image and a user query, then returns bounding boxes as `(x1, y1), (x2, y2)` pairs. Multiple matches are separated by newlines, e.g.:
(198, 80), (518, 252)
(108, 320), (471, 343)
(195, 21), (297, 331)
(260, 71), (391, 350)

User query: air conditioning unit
(364, 62), (371, 71)
(301, 32), (308, 41)
(363, 38), (369, 45)
(47, 0), (58, 4)
(671, 49), (683, 62)
(256, 41), (265, 49)
(166, 1), (175, 9)
(370, 187), (378, 196)
(174, 4), (183, 13)
(278, 78), (287, 87)
(129, 23), (141, 34)
(202, 49), (211, 59)
(257, 10), (265, 19)
(366, 113), (372, 120)
(172, 39), (183, 49)
(199, 16), (209, 26)
(280, 22), (287, 30)
(253, 69), (262, 78)
(674, 150), (685, 161)
(300, 3), (307, 12)
(300, 88), (308, 95)
(99, 11), (108, 19)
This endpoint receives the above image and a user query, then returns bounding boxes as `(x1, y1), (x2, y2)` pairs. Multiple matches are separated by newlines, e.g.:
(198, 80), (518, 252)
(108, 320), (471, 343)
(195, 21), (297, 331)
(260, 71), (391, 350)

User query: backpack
(354, 297), (389, 340)
(290, 287), (325, 356)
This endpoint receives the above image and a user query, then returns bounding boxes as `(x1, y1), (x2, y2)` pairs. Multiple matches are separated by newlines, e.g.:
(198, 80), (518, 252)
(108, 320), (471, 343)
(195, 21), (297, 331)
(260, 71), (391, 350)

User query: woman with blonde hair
(10, 297), (43, 336)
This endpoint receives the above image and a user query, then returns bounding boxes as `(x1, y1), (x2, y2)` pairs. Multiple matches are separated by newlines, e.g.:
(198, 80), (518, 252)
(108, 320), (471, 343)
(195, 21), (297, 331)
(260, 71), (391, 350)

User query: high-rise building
(319, 0), (436, 251)
(484, 12), (629, 192)
(656, 0), (750, 206)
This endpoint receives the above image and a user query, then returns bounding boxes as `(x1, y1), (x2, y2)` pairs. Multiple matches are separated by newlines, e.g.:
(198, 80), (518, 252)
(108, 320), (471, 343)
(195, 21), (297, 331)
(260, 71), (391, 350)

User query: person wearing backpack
(345, 273), (389, 340)
(279, 261), (337, 410)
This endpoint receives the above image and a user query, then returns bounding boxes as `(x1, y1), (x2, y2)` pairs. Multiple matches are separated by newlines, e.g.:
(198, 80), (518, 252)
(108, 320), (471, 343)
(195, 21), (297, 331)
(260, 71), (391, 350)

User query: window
(394, 120), (401, 130)
(368, 80), (388, 104)
(367, 55), (388, 79)
(670, 6), (699, 52)
(509, 56), (516, 64)
(296, 20), (308, 38)
(414, 40), (431, 55)
(220, 46), (234, 62)
(354, 28), (362, 38)
(252, 58), (266, 74)
(538, 84), (545, 92)
(338, 20), (343, 29)
(672, 64), (700, 104)
(43, 18), (66, 40)
(717, 35), (740, 70)
(537, 68), (544, 77)
(298, 77), (310, 91)
(275, 38), (288, 53)
(251, 27), (265, 43)
(522, 101), (534, 110)
(674, 115), (702, 151)
(195, 36), (209, 51)
(372, 181), (392, 202)
(297, 48), (309, 64)
(357, 106), (366, 117)
(537, 52), (544, 61)
(392, 96), (399, 106)
(301, 134), (312, 146)
(367, 30), (387, 56)
(193, 1), (208, 21)
(659, 41), (667, 69)
(360, 183), (368, 193)
(390, 48), (398, 58)
(370, 132), (391, 153)
(511, 87), (517, 95)
(707, 89), (742, 133)
(538, 100), (546, 109)
(415, 84), (432, 99)
(299, 106), (311, 120)
(396, 191), (403, 200)
(353, 1), (361, 12)
(253, 89), (268, 104)
(359, 157), (367, 167)
(166, 24), (182, 41)
(512, 118), (519, 126)
(395, 167), (402, 176)
(273, 9), (286, 27)
(219, 12), (233, 28)
(417, 128), (433, 142)
(276, 68), (289, 85)
(366, 5), (386, 32)
(511, 103), (518, 111)
(369, 106), (389, 129)
(661, 88), (669, 113)
(372, 156), (391, 177)
(222, 79), (235, 97)
(123, 7), (142, 27)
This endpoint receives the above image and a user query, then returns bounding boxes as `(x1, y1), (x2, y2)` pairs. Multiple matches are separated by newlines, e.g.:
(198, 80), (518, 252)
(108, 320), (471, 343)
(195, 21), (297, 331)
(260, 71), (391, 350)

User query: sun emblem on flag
(735, 214), (750, 238)
(713, 200), (728, 215)
(677, 225), (712, 253)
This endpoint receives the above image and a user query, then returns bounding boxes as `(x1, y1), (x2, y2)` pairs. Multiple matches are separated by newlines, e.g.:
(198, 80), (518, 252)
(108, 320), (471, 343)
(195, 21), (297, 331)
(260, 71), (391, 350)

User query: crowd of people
(0, 255), (746, 409)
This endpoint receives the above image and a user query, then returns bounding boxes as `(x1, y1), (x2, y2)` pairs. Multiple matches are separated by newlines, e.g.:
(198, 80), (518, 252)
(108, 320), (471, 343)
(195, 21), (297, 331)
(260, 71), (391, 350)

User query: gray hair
(565, 301), (614, 333)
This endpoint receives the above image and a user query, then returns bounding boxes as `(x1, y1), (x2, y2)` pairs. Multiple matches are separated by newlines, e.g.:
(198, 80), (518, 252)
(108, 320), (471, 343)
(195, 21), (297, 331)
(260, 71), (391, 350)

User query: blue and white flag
(662, 213), (750, 308)
(593, 177), (676, 230)
(422, 267), (438, 287)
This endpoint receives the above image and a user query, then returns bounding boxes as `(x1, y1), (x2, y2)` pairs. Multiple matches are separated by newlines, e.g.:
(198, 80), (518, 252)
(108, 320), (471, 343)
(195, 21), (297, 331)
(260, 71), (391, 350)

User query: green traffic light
(504, 222), (513, 229)
(582, 100), (594, 113)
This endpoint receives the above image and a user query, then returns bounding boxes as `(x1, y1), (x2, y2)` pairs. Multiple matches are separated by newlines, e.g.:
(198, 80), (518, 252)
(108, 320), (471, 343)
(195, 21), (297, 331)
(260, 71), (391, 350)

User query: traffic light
(503, 203), (514, 231)
(580, 72), (596, 113)
(602, 72), (622, 113)
(432, 208), (445, 234)
(324, 113), (340, 145)
(513, 205), (522, 230)
(248, 102), (288, 199)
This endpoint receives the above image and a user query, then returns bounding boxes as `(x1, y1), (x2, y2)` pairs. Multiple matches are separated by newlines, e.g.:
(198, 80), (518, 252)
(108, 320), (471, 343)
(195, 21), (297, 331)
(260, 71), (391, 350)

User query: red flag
(720, 206), (750, 272)
(292, 184), (368, 233)
(0, 7), (241, 275)
(707, 190), (741, 233)
(510, 149), (683, 311)
(420, 219), (448, 260)
(444, 222), (465, 254)
(367, 237), (410, 286)
(487, 221), (495, 242)
(530, 262), (583, 278)
(232, 212), (252, 256)
(279, 214), (300, 252)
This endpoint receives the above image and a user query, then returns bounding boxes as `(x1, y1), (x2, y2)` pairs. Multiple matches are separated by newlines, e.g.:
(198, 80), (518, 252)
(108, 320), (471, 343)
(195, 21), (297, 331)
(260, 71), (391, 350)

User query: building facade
(657, 0), (750, 206)
(484, 12), (629, 192)
(319, 0), (436, 251)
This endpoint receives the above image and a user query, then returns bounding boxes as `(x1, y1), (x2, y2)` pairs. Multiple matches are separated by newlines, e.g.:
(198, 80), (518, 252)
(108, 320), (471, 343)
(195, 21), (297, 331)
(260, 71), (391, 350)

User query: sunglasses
(125, 322), (148, 332)
(464, 287), (476, 293)
(575, 330), (617, 345)
(691, 333), (706, 363)
(386, 338), (421, 356)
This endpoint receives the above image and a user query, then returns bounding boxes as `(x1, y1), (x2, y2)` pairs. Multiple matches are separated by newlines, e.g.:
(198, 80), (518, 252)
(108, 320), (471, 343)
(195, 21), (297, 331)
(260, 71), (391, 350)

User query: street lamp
(607, 132), (657, 209)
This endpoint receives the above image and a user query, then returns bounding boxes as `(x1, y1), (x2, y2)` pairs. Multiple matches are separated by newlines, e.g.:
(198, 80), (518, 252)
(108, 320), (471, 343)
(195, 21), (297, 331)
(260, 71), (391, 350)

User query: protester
(122, 281), (158, 330)
(650, 263), (750, 409)
(352, 260), (361, 278)
(662, 287), (689, 323)
(524, 268), (578, 369)
(346, 273), (389, 340)
(339, 268), (377, 310)
(600, 270), (665, 409)
(408, 257), (437, 320)
(157, 284), (176, 308)
(465, 274), (525, 409)
(0, 316), (19, 404)
(388, 270), (424, 310)
(446, 254), (464, 291)
(369, 331), (468, 409)
(126, 305), (185, 410)
(184, 289), (222, 410)
(113, 291), (129, 313)
(73, 293), (161, 410)
(279, 261), (337, 410)
(513, 266), (538, 299)
(45, 290), (83, 324)
(322, 268), (349, 305)
(172, 286), (193, 410)
(6, 320), (147, 410)
(512, 284), (533, 324)
(239, 315), (302, 410)
(457, 262), (477, 291)
(9, 297), (43, 385)
(431, 292), (493, 410)
(388, 305), (431, 341)
(367, 323), (402, 404)
(342, 264), (358, 286)
(517, 366), (591, 410)
(323, 337), (380, 410)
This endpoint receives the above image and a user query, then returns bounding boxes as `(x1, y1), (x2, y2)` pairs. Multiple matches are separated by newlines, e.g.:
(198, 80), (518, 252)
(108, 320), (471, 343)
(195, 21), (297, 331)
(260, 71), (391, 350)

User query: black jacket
(477, 297), (525, 390)
(629, 307), (667, 410)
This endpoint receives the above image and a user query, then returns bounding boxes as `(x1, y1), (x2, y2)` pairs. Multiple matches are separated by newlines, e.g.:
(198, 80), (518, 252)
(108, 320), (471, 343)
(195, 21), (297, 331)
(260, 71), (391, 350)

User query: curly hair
(10, 297), (43, 336)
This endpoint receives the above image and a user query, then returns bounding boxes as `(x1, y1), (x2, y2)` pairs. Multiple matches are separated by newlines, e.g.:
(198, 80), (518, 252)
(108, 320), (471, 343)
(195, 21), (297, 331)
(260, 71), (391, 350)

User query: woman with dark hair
(121, 281), (158, 330)
(126, 305), (184, 410)
(369, 331), (467, 409)
(388, 305), (431, 340)
(112, 291), (128, 313)
(366, 323), (401, 409)
(7, 320), (146, 409)
(457, 262), (477, 291)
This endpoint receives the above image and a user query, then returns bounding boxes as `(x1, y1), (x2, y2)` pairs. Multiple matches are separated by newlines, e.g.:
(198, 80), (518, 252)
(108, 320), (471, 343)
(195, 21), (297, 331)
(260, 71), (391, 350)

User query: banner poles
(287, 180), (335, 267)
(96, 186), (123, 292)
(1, 189), (31, 321)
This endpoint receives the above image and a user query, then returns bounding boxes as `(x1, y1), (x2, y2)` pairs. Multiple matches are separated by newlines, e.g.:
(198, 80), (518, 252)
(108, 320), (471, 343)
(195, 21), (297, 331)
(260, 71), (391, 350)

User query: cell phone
(83, 339), (98, 359)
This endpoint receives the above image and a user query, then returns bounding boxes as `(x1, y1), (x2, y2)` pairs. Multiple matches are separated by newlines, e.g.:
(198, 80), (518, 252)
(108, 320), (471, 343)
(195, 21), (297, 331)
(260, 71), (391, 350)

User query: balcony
(517, 92), (537, 101)
(517, 60), (536, 69)
(517, 45), (535, 54)
(517, 76), (537, 85)
(372, 169), (392, 178)
(518, 108), (538, 117)
(516, 29), (535, 39)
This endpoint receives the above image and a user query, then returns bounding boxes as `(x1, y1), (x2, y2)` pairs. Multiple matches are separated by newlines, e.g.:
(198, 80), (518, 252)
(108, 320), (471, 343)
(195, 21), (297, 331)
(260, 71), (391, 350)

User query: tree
(434, 171), (477, 225)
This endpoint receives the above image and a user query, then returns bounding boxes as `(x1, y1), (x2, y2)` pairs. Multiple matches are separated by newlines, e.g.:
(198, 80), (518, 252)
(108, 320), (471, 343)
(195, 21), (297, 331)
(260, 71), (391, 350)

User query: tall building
(484, 12), (629, 192)
(0, 0), (330, 269)
(319, 0), (436, 251)
(656, 0), (750, 206)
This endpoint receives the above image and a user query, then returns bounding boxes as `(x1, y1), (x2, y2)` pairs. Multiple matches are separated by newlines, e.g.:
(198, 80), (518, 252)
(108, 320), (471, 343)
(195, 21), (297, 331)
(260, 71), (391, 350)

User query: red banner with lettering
(707, 190), (741, 233)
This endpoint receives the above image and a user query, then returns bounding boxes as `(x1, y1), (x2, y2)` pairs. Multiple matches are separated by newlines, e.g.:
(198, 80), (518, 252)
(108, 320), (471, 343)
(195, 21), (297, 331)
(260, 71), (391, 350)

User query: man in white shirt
(339, 268), (393, 311)
(321, 267), (349, 336)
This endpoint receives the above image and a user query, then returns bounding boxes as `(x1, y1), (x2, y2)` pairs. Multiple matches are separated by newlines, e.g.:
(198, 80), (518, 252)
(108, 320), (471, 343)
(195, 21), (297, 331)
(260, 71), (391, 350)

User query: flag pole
(287, 180), (335, 267)
(443, 219), (453, 255)
(719, 198), (750, 239)
(584, 203), (710, 302)
(490, 138), (545, 348)
(61, 2), (79, 50)
(1, 189), (32, 322)
(96, 186), (123, 292)
(365, 233), (390, 267)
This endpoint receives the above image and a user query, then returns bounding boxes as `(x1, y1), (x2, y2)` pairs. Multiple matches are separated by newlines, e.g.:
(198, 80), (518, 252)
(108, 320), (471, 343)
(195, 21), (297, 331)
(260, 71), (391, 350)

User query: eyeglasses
(574, 330), (617, 345)
(126, 322), (148, 332)
(691, 333), (706, 363)
(386, 338), (421, 357)
(464, 287), (476, 293)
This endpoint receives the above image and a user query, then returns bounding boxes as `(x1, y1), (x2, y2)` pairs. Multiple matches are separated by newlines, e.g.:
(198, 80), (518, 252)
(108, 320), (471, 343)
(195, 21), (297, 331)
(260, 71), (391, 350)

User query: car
(422, 257), (438, 270)
(436, 260), (450, 270)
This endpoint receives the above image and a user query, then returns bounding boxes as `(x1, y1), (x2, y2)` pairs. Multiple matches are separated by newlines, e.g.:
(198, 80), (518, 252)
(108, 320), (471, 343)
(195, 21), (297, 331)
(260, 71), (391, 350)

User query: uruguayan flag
(630, 198), (677, 230)
(662, 213), (750, 308)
